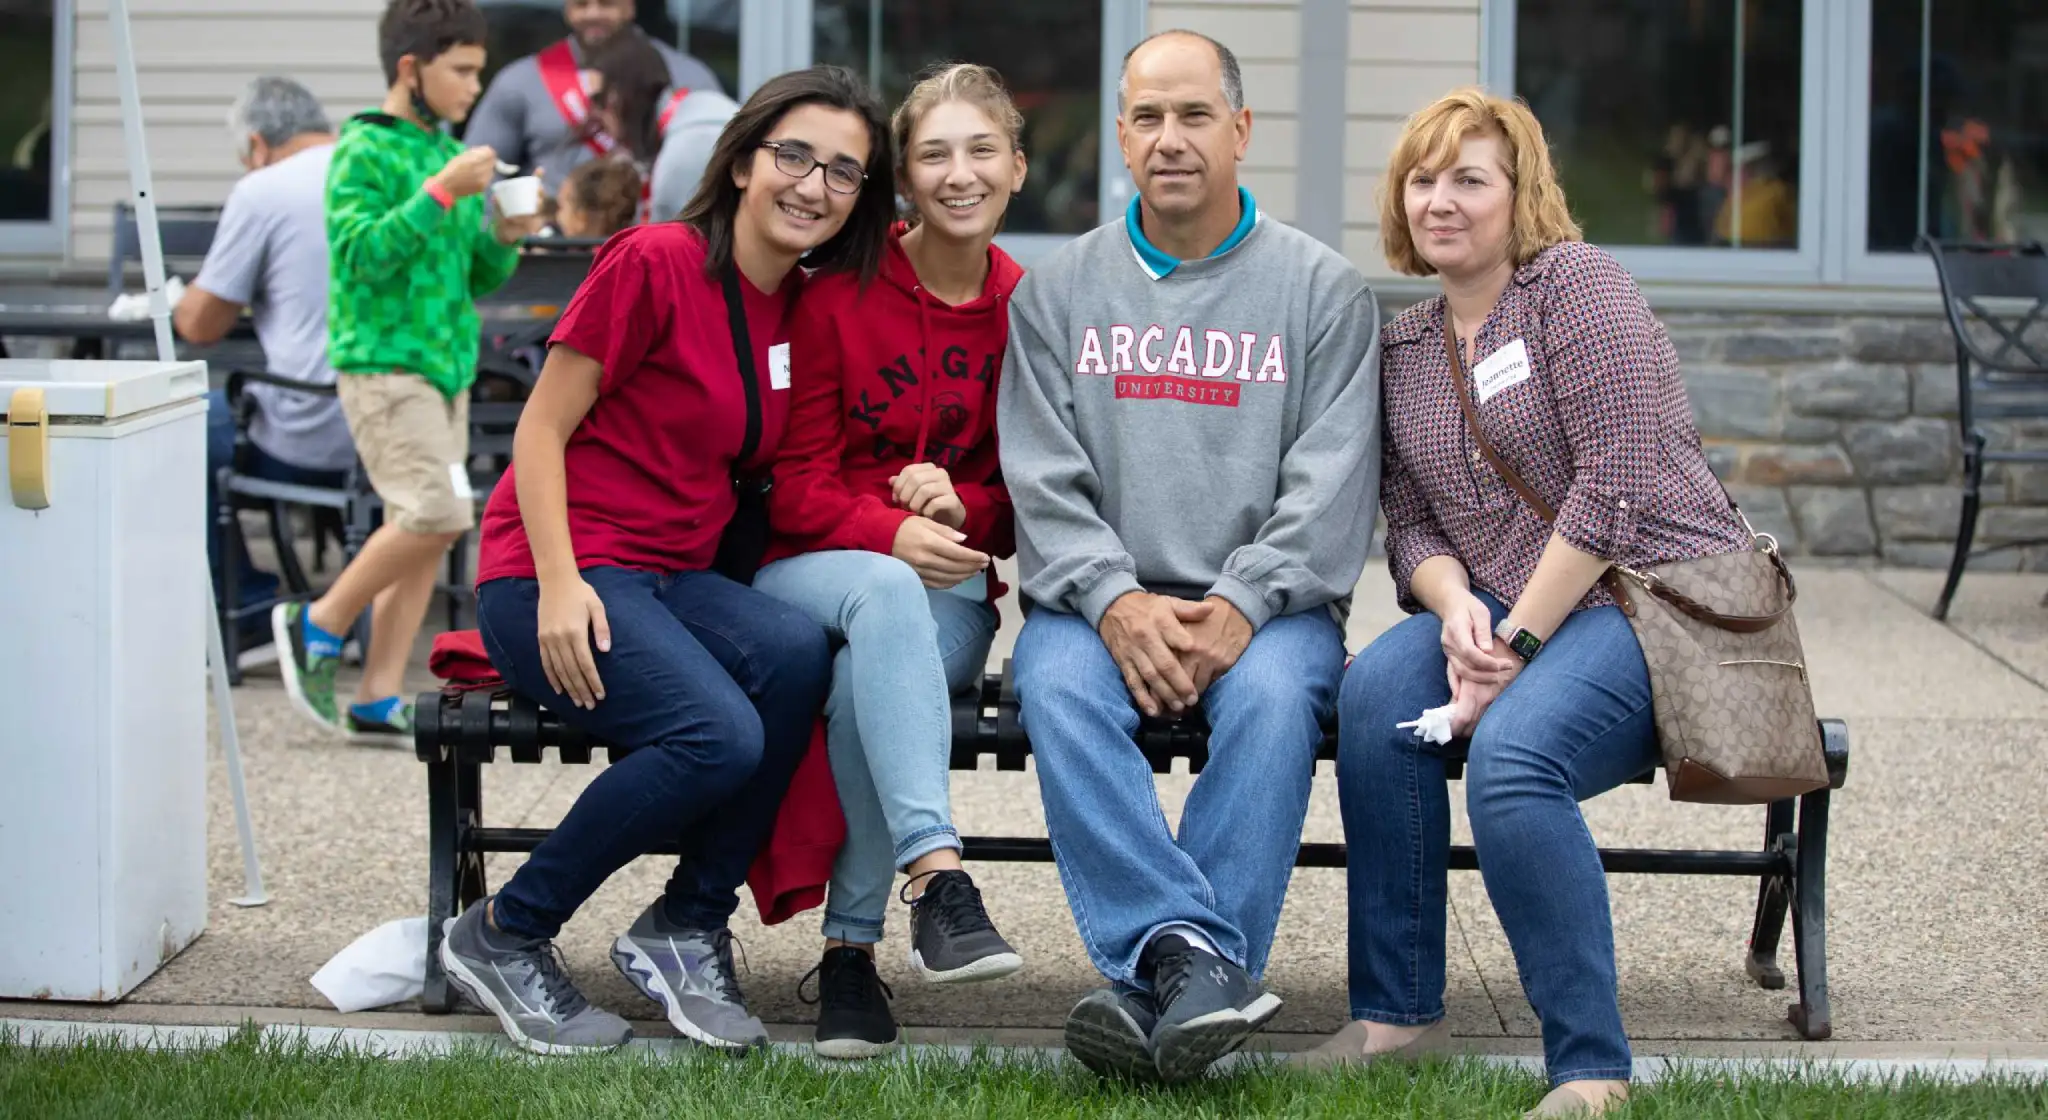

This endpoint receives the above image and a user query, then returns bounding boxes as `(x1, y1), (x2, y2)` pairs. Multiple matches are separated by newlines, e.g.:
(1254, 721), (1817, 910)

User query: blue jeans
(206, 389), (348, 611)
(752, 551), (998, 943)
(1012, 604), (1344, 986)
(1336, 589), (1657, 1086)
(476, 566), (832, 940)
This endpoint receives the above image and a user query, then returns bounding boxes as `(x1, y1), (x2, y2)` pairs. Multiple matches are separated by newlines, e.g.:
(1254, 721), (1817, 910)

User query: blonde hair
(890, 63), (1025, 225)
(1379, 86), (1581, 277)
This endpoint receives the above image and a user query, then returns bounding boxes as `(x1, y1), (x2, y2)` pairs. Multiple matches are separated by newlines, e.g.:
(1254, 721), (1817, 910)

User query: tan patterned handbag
(1445, 329), (1829, 804)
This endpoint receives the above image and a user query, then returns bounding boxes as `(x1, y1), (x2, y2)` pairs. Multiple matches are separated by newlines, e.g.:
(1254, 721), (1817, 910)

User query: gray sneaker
(610, 900), (768, 1051)
(438, 899), (633, 1055)
(1064, 986), (1160, 1081)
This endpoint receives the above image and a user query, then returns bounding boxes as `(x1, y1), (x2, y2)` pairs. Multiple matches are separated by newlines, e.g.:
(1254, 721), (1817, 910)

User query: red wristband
(424, 180), (454, 209)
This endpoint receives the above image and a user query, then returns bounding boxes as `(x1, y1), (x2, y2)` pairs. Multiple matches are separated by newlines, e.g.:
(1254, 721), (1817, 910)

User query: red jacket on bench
(429, 630), (846, 925)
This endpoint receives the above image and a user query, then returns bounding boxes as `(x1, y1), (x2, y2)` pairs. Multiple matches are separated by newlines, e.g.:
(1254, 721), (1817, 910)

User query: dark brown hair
(583, 30), (670, 163)
(562, 157), (643, 238)
(677, 65), (894, 283)
(376, 0), (487, 86)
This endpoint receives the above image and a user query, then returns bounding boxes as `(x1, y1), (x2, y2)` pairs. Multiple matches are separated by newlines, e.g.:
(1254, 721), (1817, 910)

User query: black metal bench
(412, 663), (1849, 1040)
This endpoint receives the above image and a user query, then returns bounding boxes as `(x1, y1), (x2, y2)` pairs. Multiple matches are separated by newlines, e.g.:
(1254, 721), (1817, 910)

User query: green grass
(2, 1024), (2044, 1119)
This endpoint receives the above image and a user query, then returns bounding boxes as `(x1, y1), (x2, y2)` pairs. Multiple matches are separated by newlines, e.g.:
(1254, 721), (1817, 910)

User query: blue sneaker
(273, 602), (341, 731)
(346, 695), (414, 747)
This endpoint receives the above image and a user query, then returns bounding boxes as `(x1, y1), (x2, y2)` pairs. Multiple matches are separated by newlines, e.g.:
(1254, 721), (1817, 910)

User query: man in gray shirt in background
(997, 30), (1382, 1083)
(463, 0), (722, 196)
(177, 76), (356, 634)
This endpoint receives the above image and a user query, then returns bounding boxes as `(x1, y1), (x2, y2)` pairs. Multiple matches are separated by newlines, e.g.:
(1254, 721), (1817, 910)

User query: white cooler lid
(0, 360), (208, 421)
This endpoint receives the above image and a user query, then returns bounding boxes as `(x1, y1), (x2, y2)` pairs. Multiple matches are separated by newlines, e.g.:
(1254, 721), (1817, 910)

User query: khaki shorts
(336, 373), (473, 535)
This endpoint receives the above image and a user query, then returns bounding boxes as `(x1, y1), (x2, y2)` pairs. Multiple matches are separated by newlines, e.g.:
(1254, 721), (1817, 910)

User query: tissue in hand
(1396, 703), (1457, 745)
(106, 276), (186, 322)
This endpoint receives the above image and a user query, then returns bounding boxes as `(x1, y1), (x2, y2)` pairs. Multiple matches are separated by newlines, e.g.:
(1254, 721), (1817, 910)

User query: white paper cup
(491, 175), (543, 218)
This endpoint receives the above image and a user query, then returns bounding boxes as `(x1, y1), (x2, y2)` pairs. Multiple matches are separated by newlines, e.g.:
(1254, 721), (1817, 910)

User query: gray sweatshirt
(997, 194), (1383, 631)
(463, 32), (722, 194)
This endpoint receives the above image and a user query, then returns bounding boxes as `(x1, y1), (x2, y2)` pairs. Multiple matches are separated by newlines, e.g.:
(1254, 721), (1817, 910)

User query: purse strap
(719, 262), (764, 468)
(1440, 322), (1795, 633)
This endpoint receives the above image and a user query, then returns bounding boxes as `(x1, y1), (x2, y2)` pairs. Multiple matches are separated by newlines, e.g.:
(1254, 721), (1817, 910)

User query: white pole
(107, 0), (268, 907)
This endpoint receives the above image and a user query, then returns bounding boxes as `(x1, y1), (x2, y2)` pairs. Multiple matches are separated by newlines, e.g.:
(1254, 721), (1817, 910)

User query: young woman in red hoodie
(752, 63), (1029, 1058)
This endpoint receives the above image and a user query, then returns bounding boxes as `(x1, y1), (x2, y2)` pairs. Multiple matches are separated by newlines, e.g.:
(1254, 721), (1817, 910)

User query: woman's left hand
(1447, 657), (1522, 738)
(891, 462), (966, 529)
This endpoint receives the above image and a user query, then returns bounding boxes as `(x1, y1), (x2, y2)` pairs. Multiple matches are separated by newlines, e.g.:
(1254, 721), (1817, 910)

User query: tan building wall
(58, 0), (1474, 274)
(68, 0), (387, 267)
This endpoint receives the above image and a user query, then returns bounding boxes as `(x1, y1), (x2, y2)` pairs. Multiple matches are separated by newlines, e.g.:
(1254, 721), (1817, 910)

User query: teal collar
(1125, 187), (1259, 280)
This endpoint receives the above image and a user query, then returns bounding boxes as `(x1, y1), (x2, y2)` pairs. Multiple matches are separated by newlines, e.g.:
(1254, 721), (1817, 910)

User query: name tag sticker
(768, 343), (792, 391)
(1473, 338), (1533, 404)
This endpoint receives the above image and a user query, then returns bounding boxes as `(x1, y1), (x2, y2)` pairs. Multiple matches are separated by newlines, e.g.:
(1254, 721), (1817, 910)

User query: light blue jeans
(1336, 588), (1658, 1087)
(751, 550), (998, 944)
(1011, 604), (1345, 987)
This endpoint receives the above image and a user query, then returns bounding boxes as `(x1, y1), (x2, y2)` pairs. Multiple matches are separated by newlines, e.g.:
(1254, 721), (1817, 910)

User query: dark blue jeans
(206, 389), (348, 610)
(476, 565), (832, 940)
(1336, 588), (1658, 1087)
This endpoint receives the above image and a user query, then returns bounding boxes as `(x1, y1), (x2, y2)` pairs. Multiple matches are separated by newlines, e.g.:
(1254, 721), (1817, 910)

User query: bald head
(1118, 29), (1243, 115)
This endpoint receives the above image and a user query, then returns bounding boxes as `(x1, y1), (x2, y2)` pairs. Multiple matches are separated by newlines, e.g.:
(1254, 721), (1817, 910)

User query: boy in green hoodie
(274, 0), (544, 740)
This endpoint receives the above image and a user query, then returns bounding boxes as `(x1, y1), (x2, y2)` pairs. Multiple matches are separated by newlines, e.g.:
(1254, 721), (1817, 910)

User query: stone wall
(1669, 311), (2042, 569)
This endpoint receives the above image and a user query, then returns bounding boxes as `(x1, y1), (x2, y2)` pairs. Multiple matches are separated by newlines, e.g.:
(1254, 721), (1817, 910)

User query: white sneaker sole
(1152, 991), (1283, 1082)
(609, 936), (762, 1052)
(271, 604), (342, 737)
(814, 1034), (901, 1060)
(437, 924), (626, 1057)
(909, 948), (1023, 984)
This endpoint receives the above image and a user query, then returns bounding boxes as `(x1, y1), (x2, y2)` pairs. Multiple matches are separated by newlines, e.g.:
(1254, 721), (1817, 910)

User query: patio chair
(1918, 238), (2048, 620)
(214, 371), (368, 684)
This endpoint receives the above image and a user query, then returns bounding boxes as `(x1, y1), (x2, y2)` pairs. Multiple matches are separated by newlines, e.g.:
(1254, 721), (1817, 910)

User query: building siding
(67, 0), (386, 266)
(54, 0), (1471, 272)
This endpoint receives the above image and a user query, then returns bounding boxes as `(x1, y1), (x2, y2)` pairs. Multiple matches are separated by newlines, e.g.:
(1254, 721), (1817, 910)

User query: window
(1865, 0), (2048, 253)
(809, 1), (1105, 235)
(1513, 0), (1803, 250)
(0, 0), (70, 253)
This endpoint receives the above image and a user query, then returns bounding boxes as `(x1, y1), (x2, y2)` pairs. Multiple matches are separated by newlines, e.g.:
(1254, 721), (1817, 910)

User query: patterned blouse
(1379, 239), (1752, 614)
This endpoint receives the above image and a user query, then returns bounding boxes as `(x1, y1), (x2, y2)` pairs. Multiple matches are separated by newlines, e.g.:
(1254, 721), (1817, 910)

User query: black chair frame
(1919, 238), (2048, 619)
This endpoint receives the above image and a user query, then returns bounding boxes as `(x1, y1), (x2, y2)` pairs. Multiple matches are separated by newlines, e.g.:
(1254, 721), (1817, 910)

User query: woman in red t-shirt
(441, 66), (897, 1058)
(750, 63), (1029, 1059)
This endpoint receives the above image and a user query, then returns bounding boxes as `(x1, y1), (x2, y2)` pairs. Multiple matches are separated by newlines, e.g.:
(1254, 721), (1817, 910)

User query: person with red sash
(463, 0), (721, 197)
(577, 29), (738, 225)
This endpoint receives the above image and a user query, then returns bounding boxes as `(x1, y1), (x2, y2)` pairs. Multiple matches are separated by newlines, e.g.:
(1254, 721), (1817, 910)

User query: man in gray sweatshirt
(997, 29), (1382, 1083)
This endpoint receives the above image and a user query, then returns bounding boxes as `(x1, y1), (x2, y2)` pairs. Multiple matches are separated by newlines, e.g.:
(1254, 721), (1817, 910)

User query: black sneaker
(1144, 934), (1283, 1082)
(1064, 986), (1159, 1081)
(903, 870), (1023, 983)
(799, 947), (898, 1060)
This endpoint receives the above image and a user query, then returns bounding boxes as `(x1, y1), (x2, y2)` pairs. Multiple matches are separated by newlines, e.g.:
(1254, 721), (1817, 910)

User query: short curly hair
(1379, 86), (1582, 277)
(377, 0), (488, 87)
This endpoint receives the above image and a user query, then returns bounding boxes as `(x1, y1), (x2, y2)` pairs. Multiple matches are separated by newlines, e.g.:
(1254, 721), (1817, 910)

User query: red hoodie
(765, 223), (1021, 603)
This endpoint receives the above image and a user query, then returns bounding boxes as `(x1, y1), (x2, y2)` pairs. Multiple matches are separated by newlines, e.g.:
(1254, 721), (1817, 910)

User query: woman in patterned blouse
(1288, 88), (1751, 1116)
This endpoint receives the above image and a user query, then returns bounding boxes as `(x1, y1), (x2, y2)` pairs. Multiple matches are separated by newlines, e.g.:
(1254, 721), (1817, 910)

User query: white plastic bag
(310, 916), (428, 1013)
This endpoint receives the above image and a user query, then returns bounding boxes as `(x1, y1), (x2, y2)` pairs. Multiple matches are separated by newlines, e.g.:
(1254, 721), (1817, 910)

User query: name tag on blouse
(769, 343), (792, 391)
(1473, 338), (1532, 404)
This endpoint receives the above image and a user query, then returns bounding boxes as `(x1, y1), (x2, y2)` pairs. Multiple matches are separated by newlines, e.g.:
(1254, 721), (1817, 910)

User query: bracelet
(424, 180), (455, 209)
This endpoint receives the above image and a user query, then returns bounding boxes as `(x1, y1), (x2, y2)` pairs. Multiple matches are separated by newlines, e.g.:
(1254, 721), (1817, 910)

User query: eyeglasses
(761, 141), (867, 195)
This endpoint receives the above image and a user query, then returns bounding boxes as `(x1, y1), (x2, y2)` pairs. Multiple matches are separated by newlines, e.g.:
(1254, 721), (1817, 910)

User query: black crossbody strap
(719, 263), (763, 465)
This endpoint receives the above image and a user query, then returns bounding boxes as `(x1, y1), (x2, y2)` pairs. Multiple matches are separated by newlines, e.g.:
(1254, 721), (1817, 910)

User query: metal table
(0, 284), (258, 363)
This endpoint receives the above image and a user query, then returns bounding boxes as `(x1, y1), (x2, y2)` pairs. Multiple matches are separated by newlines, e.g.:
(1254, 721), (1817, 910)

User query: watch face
(1509, 628), (1542, 661)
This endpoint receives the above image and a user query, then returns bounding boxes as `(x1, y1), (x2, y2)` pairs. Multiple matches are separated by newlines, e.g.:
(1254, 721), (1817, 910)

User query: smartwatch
(1495, 618), (1543, 663)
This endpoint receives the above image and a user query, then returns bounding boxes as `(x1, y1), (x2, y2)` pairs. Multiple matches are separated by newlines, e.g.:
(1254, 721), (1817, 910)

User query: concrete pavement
(5, 561), (2046, 1055)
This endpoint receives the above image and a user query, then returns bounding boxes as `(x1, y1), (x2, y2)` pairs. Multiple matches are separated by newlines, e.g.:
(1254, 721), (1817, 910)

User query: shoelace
(526, 941), (593, 1019)
(1150, 945), (1201, 1012)
(705, 928), (750, 1007)
(900, 871), (996, 937)
(796, 951), (894, 1011)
